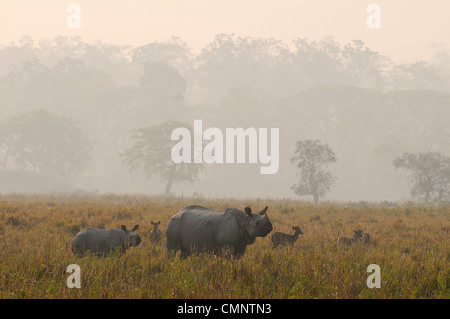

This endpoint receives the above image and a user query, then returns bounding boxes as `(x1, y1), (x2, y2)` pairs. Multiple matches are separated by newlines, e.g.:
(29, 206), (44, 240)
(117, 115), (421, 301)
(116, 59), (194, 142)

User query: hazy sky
(1, 0), (450, 62)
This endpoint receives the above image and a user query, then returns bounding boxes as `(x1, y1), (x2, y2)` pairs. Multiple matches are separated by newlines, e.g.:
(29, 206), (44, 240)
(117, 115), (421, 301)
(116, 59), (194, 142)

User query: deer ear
(121, 225), (127, 231)
(151, 221), (155, 225)
(245, 207), (252, 217)
(157, 221), (161, 225)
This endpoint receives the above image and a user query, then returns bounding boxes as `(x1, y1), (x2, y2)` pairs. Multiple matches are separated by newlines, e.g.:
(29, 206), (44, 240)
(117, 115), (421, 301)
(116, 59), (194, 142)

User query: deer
(337, 229), (364, 245)
(271, 226), (303, 248)
(149, 221), (162, 243)
(361, 231), (371, 245)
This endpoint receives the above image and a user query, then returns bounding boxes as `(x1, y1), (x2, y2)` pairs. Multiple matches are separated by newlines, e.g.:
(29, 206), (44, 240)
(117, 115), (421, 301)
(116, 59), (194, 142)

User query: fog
(0, 2), (449, 202)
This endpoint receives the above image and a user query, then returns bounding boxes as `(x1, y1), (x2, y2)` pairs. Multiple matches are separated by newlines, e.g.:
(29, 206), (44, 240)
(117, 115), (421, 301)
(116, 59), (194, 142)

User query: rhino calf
(337, 229), (363, 246)
(72, 225), (141, 257)
(271, 226), (303, 248)
(149, 221), (162, 243)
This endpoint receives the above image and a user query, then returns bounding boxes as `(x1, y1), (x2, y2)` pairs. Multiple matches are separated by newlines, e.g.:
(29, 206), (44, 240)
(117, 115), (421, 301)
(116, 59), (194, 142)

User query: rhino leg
(180, 247), (190, 259)
(72, 237), (86, 257)
(217, 244), (246, 259)
(165, 218), (182, 257)
(234, 245), (247, 259)
(216, 244), (233, 258)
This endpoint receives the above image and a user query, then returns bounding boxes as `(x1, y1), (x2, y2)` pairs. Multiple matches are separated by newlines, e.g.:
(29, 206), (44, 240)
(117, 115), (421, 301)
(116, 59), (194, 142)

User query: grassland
(0, 193), (448, 299)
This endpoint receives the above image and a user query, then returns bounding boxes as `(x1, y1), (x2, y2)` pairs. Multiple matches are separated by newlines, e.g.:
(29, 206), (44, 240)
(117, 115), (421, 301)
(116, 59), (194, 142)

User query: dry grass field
(0, 194), (448, 299)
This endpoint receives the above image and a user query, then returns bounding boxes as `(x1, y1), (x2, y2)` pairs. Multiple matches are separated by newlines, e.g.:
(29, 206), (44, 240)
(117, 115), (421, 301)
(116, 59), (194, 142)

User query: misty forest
(0, 34), (449, 202)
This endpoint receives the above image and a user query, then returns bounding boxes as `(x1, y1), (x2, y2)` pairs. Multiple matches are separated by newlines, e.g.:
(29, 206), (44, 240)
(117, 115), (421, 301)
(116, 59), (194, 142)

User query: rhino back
(73, 228), (123, 253)
(177, 206), (242, 251)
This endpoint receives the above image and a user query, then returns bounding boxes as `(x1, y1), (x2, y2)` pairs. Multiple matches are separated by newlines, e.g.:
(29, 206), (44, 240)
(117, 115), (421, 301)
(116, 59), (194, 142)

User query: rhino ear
(132, 225), (139, 231)
(259, 206), (268, 215)
(121, 225), (127, 231)
(233, 210), (249, 226)
(244, 207), (252, 217)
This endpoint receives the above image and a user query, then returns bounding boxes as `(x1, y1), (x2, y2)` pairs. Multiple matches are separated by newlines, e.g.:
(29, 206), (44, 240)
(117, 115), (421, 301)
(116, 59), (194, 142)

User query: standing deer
(271, 226), (303, 248)
(149, 221), (162, 243)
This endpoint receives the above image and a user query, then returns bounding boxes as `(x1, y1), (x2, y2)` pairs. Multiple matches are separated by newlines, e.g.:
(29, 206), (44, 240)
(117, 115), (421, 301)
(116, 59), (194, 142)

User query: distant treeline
(0, 35), (449, 200)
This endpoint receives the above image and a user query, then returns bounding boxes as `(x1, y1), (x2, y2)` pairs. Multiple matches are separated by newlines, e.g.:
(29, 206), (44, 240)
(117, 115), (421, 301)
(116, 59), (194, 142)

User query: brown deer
(149, 221), (162, 243)
(337, 229), (363, 245)
(271, 226), (303, 248)
(361, 231), (371, 245)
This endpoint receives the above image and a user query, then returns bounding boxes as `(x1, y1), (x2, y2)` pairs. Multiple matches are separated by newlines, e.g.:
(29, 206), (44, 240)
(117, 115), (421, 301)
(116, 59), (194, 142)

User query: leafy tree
(121, 121), (203, 197)
(137, 62), (187, 123)
(342, 39), (389, 88)
(0, 121), (20, 171)
(393, 152), (450, 202)
(197, 34), (288, 101)
(291, 139), (337, 203)
(0, 57), (115, 116)
(389, 61), (448, 92)
(0, 36), (37, 76)
(132, 37), (193, 76)
(140, 62), (186, 100)
(290, 37), (348, 88)
(0, 109), (90, 177)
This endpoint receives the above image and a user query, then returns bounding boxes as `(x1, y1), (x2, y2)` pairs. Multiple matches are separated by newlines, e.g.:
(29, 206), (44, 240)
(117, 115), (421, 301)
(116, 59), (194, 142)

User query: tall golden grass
(0, 194), (448, 299)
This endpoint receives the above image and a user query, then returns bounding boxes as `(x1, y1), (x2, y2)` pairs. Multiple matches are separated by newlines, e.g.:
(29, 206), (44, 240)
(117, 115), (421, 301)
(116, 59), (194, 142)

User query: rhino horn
(259, 206), (269, 215)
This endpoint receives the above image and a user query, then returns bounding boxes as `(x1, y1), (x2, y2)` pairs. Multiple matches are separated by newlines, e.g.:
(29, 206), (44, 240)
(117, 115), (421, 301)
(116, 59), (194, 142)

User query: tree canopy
(291, 139), (337, 203)
(0, 109), (90, 178)
(394, 152), (450, 202)
(121, 121), (203, 197)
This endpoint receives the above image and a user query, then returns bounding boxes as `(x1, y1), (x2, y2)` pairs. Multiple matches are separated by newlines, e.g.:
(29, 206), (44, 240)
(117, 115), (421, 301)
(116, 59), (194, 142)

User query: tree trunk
(424, 188), (431, 203)
(164, 178), (173, 198)
(164, 165), (176, 197)
(436, 189), (443, 202)
(313, 193), (319, 204)
(310, 171), (319, 204)
(2, 147), (10, 171)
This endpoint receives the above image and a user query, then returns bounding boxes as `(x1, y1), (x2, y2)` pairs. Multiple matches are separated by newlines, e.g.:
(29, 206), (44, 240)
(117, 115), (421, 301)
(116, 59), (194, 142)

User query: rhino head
(121, 224), (142, 248)
(244, 206), (273, 238)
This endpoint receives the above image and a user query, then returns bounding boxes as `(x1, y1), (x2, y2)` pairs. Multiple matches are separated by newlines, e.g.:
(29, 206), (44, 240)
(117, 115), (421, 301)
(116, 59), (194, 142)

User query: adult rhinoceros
(166, 205), (273, 258)
(72, 225), (141, 257)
